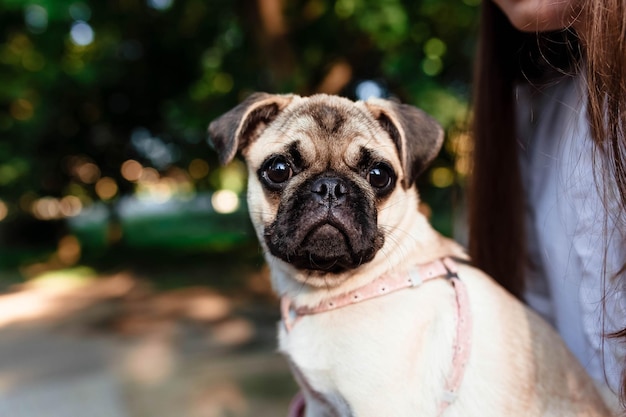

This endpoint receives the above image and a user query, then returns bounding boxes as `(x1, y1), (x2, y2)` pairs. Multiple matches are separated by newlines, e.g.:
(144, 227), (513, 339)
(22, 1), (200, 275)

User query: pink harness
(282, 257), (472, 417)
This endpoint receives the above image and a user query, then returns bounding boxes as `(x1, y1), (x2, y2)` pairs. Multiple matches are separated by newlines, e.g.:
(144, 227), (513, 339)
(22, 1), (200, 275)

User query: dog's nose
(311, 177), (347, 205)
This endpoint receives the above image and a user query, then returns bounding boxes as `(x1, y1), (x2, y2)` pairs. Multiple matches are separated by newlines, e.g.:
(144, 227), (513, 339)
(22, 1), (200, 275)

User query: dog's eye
(367, 163), (394, 189)
(264, 157), (293, 184)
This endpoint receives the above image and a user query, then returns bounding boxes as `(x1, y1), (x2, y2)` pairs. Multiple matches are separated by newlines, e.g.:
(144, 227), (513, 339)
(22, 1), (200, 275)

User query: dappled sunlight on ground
(0, 270), (132, 327)
(0, 265), (296, 417)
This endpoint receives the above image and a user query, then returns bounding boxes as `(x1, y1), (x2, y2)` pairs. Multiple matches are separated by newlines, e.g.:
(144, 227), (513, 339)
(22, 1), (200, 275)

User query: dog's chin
(267, 222), (383, 277)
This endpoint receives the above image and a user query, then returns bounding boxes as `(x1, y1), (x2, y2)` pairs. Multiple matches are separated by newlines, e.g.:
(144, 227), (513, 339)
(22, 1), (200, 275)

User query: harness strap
(286, 392), (306, 417)
(281, 257), (473, 417)
(281, 258), (452, 331)
(439, 273), (472, 414)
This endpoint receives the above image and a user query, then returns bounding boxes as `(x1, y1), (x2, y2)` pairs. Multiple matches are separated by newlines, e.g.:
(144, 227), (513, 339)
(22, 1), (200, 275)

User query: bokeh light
(430, 167), (454, 188)
(447, 132), (473, 177)
(213, 73), (234, 94)
(57, 235), (82, 265)
(422, 37), (447, 77)
(146, 180), (174, 203)
(121, 159), (143, 182)
(76, 162), (101, 184)
(213, 160), (247, 193)
(422, 57), (443, 76)
(9, 99), (34, 121)
(335, 0), (355, 19)
(139, 167), (160, 183)
(29, 196), (83, 220)
(32, 197), (60, 220)
(59, 195), (83, 217)
(147, 0), (174, 11)
(188, 159), (209, 180)
(211, 190), (239, 214)
(95, 177), (118, 200)
(24, 5), (48, 34)
(70, 21), (94, 46)
(355, 80), (385, 101)
(424, 38), (447, 59)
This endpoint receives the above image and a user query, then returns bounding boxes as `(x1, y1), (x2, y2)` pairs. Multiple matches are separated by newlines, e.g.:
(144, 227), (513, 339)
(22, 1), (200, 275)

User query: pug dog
(208, 93), (612, 417)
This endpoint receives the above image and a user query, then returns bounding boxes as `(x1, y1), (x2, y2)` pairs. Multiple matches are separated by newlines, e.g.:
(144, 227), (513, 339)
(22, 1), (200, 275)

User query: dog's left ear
(365, 99), (443, 188)
(208, 92), (294, 165)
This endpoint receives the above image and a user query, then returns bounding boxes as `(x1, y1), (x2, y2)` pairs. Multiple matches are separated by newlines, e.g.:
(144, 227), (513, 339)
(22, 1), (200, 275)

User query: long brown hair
(469, 0), (626, 405)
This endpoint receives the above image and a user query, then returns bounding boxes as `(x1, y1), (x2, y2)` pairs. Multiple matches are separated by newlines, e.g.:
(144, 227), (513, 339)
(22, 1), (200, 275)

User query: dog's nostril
(314, 183), (328, 196)
(335, 182), (347, 197)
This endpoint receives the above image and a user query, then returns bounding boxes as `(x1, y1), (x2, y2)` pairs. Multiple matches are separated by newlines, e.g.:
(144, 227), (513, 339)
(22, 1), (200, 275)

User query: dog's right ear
(208, 92), (294, 165)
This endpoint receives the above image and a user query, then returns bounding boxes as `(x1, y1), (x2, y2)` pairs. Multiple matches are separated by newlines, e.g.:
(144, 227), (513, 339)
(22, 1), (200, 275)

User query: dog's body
(209, 93), (612, 416)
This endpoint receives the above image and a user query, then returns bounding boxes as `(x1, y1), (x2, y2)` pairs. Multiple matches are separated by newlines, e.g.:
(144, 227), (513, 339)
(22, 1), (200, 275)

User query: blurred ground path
(0, 269), (297, 417)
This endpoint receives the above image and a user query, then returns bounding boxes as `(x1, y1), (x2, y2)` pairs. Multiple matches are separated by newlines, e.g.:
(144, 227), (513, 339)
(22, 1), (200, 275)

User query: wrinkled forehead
(249, 98), (397, 166)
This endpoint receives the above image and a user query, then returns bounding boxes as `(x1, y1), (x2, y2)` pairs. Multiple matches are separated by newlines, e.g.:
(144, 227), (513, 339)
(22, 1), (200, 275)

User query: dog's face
(209, 93), (442, 287)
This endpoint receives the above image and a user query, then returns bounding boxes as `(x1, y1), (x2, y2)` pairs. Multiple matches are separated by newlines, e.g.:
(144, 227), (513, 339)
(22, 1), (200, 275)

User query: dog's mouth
(266, 220), (382, 273)
(291, 223), (352, 272)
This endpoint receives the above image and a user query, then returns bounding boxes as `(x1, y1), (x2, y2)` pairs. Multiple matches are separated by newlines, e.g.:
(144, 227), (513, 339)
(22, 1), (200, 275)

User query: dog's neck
(267, 210), (467, 309)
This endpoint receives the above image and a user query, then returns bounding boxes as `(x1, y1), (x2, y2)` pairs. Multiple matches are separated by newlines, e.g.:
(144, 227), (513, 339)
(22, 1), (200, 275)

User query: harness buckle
(408, 268), (423, 287)
(441, 390), (458, 404)
(281, 297), (300, 332)
(442, 258), (459, 280)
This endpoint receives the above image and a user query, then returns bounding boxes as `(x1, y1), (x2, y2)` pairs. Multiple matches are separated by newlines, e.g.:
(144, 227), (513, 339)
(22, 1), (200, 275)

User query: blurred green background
(0, 1), (480, 415)
(0, 0), (478, 283)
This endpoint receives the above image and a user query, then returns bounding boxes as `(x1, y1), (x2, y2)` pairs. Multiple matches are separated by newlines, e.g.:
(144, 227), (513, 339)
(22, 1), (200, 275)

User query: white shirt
(516, 75), (626, 393)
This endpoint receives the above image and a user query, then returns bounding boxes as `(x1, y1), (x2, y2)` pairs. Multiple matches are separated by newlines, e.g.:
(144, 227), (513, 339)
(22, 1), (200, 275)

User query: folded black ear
(364, 99), (443, 188)
(208, 92), (294, 165)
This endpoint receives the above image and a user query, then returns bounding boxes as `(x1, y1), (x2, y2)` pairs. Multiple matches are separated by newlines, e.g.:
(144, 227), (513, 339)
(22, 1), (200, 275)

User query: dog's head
(209, 93), (443, 287)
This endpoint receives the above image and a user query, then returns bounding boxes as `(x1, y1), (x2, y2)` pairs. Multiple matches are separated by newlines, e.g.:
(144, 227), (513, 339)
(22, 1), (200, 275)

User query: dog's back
(456, 264), (610, 416)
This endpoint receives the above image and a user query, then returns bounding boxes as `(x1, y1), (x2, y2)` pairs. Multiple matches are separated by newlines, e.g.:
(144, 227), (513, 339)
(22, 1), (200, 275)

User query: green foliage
(0, 0), (479, 235)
